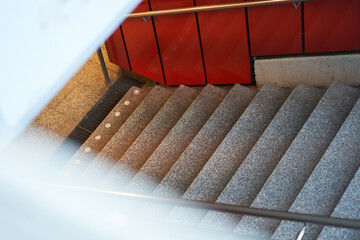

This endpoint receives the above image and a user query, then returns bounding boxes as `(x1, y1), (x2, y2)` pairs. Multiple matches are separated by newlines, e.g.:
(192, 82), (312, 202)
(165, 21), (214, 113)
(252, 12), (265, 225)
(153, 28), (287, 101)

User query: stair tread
(143, 85), (257, 218)
(235, 81), (360, 237)
(273, 97), (360, 240)
(153, 84), (258, 199)
(318, 165), (360, 239)
(167, 84), (290, 226)
(79, 86), (172, 184)
(200, 83), (325, 231)
(57, 86), (148, 182)
(102, 85), (198, 190)
(124, 85), (227, 194)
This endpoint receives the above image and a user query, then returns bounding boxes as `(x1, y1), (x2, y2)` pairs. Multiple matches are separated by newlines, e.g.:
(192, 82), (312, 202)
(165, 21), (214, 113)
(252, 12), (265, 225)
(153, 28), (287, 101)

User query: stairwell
(54, 80), (360, 239)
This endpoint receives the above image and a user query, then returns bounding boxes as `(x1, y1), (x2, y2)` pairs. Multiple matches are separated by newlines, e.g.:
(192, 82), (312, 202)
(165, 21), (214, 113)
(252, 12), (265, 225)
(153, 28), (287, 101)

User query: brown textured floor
(33, 45), (121, 138)
(1, 46), (122, 173)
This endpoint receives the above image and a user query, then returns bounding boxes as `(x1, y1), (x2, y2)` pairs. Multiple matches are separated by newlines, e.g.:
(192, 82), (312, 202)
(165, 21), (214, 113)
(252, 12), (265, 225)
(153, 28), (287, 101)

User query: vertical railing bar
(97, 47), (111, 86)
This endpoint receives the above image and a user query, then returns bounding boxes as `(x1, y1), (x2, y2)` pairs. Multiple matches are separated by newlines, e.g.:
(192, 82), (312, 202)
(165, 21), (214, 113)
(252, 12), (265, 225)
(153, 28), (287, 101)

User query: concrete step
(79, 86), (172, 184)
(167, 84), (290, 226)
(101, 85), (198, 190)
(200, 83), (325, 231)
(57, 86), (149, 182)
(318, 166), (360, 240)
(143, 85), (257, 218)
(153, 84), (257, 199)
(124, 85), (227, 194)
(235, 82), (360, 238)
(272, 98), (360, 240)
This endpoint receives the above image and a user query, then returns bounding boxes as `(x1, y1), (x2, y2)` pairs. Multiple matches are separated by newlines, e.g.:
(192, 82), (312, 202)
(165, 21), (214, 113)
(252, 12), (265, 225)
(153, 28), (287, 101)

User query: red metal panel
(105, 28), (130, 70)
(305, 0), (360, 53)
(150, 0), (206, 85)
(121, 1), (165, 84)
(247, 3), (302, 56)
(196, 0), (251, 84)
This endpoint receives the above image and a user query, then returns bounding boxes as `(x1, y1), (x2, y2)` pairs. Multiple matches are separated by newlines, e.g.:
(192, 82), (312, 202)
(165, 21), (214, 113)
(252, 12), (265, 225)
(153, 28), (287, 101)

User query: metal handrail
(127, 0), (312, 18)
(49, 184), (360, 230)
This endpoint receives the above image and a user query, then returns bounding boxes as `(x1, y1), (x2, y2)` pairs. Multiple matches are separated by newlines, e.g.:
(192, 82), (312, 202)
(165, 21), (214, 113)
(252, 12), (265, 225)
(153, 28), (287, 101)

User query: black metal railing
(127, 0), (313, 18)
(48, 184), (360, 231)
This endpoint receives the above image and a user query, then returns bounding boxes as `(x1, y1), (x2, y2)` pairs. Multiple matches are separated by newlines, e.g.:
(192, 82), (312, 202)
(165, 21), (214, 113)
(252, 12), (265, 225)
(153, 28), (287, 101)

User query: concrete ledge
(255, 54), (360, 88)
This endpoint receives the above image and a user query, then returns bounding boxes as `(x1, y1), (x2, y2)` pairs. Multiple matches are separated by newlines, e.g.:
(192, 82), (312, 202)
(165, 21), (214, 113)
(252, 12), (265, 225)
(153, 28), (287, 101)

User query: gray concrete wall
(255, 54), (360, 88)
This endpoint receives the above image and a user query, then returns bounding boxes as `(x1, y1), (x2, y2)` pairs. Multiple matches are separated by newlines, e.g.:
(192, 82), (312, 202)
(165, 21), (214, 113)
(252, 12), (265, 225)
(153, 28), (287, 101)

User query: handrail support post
(97, 47), (111, 86)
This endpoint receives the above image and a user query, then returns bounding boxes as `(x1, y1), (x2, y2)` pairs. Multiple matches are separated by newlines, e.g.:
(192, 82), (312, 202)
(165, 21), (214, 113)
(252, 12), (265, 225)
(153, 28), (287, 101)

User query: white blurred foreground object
(0, 0), (140, 150)
(0, 130), (244, 240)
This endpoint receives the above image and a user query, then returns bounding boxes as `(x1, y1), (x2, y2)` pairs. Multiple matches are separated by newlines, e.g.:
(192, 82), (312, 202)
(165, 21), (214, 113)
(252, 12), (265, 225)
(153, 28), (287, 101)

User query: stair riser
(236, 82), (360, 237)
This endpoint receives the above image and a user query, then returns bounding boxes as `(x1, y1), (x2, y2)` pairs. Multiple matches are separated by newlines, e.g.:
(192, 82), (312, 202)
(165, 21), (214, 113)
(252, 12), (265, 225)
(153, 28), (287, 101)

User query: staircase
(55, 81), (360, 239)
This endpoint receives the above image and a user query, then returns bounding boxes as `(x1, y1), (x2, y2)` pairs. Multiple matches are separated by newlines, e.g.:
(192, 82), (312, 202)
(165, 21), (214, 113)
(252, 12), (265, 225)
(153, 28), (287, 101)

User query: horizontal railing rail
(48, 184), (360, 230)
(127, 0), (313, 18)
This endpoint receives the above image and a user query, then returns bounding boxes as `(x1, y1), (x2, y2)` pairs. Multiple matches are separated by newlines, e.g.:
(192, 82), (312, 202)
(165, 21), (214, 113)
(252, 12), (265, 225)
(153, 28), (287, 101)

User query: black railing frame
(48, 184), (360, 231)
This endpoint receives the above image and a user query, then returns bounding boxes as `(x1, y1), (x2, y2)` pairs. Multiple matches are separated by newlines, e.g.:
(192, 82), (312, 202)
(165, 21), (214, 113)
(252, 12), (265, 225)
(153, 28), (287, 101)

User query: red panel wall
(305, 0), (360, 53)
(149, 0), (206, 85)
(196, 0), (251, 84)
(105, 0), (360, 85)
(247, 3), (302, 56)
(105, 28), (130, 70)
(121, 1), (164, 84)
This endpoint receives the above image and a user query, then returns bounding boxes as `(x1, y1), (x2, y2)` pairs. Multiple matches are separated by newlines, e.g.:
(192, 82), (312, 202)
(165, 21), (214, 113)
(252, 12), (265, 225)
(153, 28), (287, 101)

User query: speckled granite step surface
(153, 84), (258, 199)
(142, 85), (258, 218)
(200, 83), (325, 232)
(101, 85), (198, 190)
(272, 98), (360, 240)
(79, 86), (172, 184)
(167, 84), (290, 226)
(318, 166), (360, 240)
(57, 86), (149, 182)
(235, 82), (360, 238)
(124, 85), (227, 194)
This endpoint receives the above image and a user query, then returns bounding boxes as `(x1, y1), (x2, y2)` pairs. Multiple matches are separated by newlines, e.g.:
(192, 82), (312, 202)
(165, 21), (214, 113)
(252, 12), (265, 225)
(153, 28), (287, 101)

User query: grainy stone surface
(143, 85), (257, 218)
(47, 78), (79, 109)
(79, 86), (172, 184)
(255, 54), (360, 88)
(318, 167), (360, 240)
(54, 84), (103, 123)
(58, 86), (148, 182)
(102, 85), (198, 190)
(167, 84), (290, 226)
(35, 107), (77, 137)
(200, 83), (325, 231)
(235, 82), (360, 237)
(2, 123), (65, 177)
(124, 85), (227, 194)
(272, 98), (360, 240)
(89, 44), (120, 73)
(153, 84), (257, 198)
